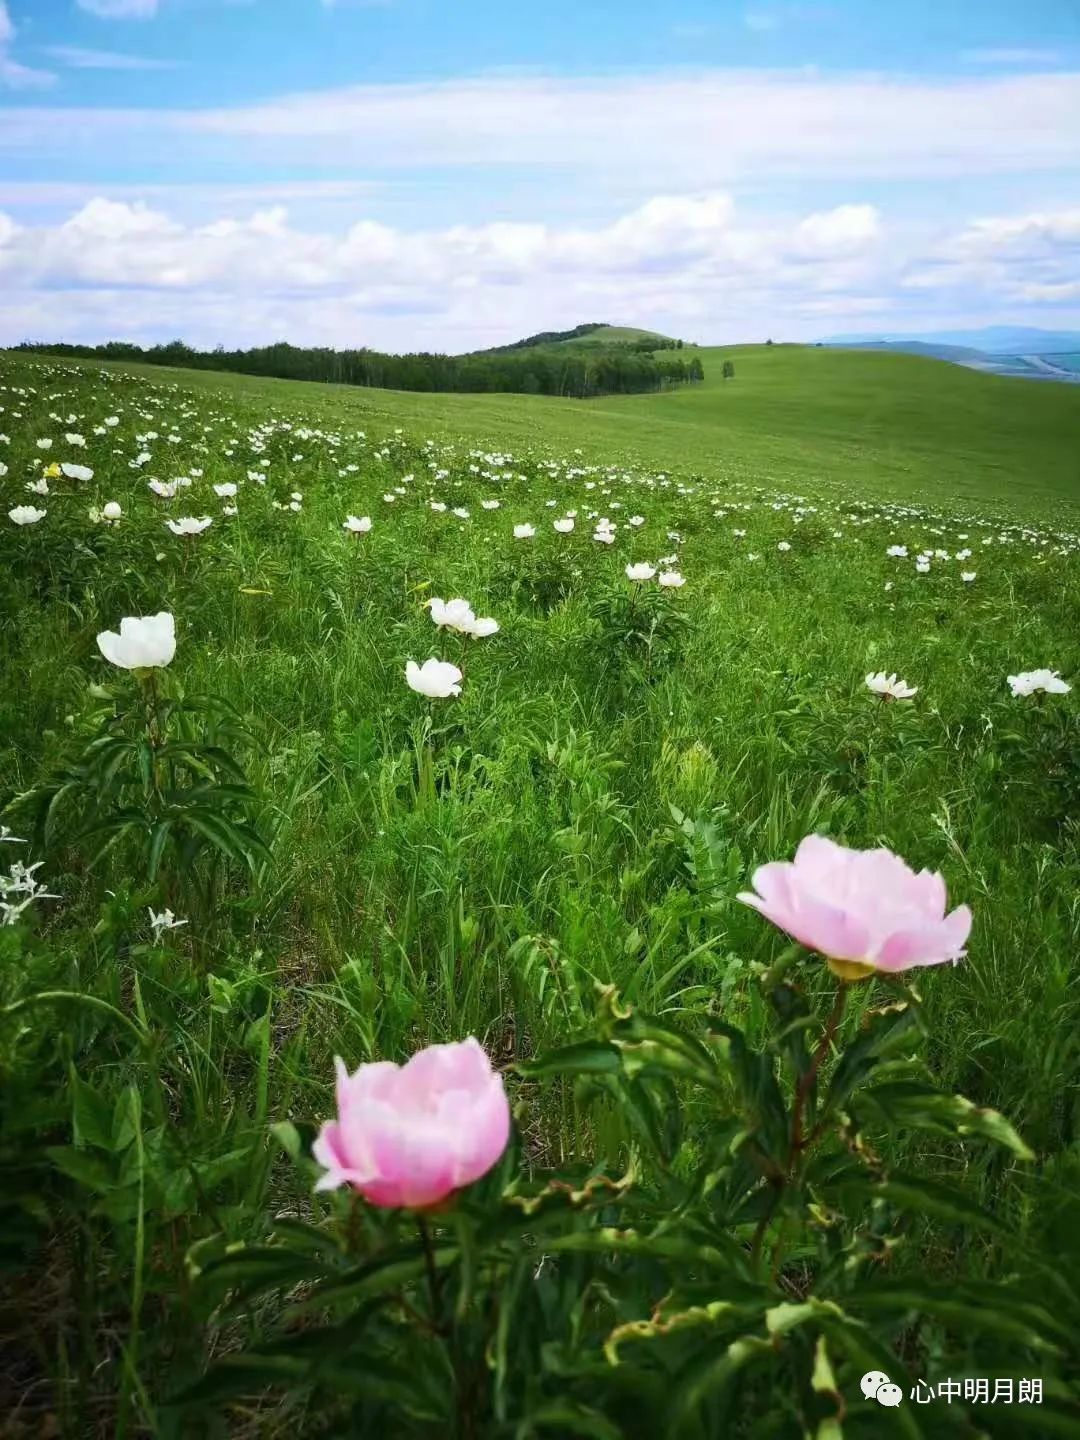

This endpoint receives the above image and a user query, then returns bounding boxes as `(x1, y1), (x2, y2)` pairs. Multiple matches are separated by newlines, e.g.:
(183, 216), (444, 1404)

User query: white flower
(97, 613), (176, 670)
(0, 462), (6, 478)
(468, 615), (499, 638)
(428, 597), (477, 632)
(405, 658), (463, 698)
(513, 523), (535, 539)
(865, 671), (918, 701)
(60, 463), (93, 482)
(628, 515), (645, 527)
(553, 517), (575, 533)
(166, 516), (213, 536)
(430, 501), (447, 513)
(481, 499), (500, 510)
(625, 562), (656, 581)
(383, 493), (396, 503)
(26, 479), (48, 496)
(149, 907), (187, 936)
(36, 438), (53, 450)
(1007, 669), (1071, 698)
(961, 571), (976, 583)
(915, 560), (930, 573)
(222, 504), (238, 516)
(214, 482), (238, 498)
(102, 501), (122, 523)
(593, 528), (616, 544)
(887, 545), (908, 558)
(149, 479), (179, 498)
(343, 515), (372, 533)
(105, 416), (120, 427)
(65, 433), (86, 447)
(9, 506), (46, 526)
(658, 570), (686, 588)
(777, 541), (791, 552)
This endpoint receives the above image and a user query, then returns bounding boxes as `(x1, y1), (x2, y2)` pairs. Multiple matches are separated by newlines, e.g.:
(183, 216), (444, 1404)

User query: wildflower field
(1, 347), (1079, 1436)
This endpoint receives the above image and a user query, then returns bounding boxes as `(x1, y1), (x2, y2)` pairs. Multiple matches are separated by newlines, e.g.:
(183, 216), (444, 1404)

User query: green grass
(41, 342), (1080, 517)
(0, 349), (1078, 1433)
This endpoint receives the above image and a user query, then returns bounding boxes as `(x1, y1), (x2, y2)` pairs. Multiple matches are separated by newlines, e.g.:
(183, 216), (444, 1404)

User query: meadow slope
(1, 350), (1078, 1435)
(33, 343), (1080, 518)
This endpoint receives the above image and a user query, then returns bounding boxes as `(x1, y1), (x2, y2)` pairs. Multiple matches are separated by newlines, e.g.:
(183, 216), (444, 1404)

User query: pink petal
(877, 905), (972, 971)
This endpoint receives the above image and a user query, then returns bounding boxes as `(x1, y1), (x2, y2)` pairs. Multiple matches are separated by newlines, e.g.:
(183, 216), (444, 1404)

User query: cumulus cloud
(899, 207), (1080, 310)
(0, 191), (895, 349)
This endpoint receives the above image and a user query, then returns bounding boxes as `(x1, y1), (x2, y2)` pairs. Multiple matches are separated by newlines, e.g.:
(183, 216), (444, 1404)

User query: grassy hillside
(1, 350), (1078, 1431)
(479, 323), (682, 353)
(40, 343), (1080, 517)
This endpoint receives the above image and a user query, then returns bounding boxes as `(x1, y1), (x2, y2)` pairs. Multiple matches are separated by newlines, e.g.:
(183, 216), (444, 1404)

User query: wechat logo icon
(862, 1371), (904, 1407)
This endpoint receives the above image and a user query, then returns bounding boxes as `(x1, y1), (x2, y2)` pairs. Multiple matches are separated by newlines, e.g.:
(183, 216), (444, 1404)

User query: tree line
(16, 338), (705, 399)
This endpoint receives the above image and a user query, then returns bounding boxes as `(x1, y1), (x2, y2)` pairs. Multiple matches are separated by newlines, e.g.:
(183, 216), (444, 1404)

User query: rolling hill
(475, 322), (688, 355)
(822, 327), (1080, 385)
(12, 343), (1080, 517)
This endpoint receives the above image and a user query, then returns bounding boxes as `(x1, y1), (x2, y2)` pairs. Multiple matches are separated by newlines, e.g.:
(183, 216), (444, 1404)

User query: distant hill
(822, 325), (1080, 354)
(479, 323), (685, 356)
(820, 327), (1080, 384)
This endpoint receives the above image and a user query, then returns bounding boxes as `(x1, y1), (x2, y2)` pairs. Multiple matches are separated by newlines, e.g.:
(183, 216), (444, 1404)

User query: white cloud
(946, 209), (1080, 259)
(0, 191), (894, 349)
(76, 0), (160, 17)
(898, 207), (1080, 311)
(0, 0), (55, 89)
(46, 45), (175, 71)
(2, 70), (1078, 187)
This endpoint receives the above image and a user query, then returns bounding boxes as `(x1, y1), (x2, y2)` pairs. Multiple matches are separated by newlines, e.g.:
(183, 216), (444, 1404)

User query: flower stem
(417, 1214), (444, 1330)
(789, 982), (848, 1177)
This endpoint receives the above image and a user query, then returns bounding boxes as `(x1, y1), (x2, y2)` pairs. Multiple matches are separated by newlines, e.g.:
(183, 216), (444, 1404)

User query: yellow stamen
(826, 958), (877, 982)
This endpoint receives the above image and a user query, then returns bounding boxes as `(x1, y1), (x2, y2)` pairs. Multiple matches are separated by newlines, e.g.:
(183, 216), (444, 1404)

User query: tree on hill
(18, 336), (705, 400)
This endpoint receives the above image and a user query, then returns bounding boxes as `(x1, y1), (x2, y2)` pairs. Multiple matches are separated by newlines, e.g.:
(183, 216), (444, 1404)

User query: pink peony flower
(738, 835), (971, 981)
(313, 1038), (511, 1208)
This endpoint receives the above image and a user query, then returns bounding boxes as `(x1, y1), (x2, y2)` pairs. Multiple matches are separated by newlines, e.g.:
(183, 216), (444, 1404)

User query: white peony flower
(96, 613), (176, 670)
(343, 515), (372, 533)
(9, 506), (46, 526)
(865, 672), (918, 701)
(428, 597), (477, 632)
(166, 516), (213, 536)
(1007, 669), (1071, 698)
(625, 563), (657, 581)
(405, 658), (463, 698)
(513, 524), (535, 539)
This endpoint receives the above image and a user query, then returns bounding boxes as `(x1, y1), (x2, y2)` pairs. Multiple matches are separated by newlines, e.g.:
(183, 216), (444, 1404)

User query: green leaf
(860, 1082), (1034, 1159)
(46, 1145), (115, 1193)
(519, 1041), (622, 1078)
(70, 1071), (114, 1150)
(833, 1172), (1011, 1236)
(823, 997), (919, 1111)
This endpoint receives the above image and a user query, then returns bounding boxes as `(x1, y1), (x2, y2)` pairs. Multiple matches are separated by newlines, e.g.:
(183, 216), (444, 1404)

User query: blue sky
(0, 0), (1078, 350)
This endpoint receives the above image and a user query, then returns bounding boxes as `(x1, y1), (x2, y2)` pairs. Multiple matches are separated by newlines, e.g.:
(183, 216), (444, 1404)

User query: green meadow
(1, 346), (1078, 1436)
